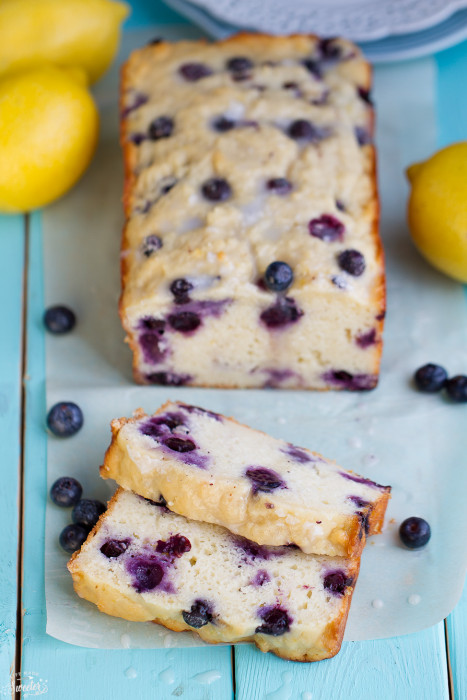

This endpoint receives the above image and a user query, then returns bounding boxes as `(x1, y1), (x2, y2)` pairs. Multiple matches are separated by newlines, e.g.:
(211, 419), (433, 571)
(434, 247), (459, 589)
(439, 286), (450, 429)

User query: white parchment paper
(44, 27), (467, 648)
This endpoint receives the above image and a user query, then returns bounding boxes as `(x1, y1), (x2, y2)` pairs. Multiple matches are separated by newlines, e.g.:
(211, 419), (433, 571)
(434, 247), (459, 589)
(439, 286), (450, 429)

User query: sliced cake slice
(100, 401), (391, 557)
(68, 488), (361, 662)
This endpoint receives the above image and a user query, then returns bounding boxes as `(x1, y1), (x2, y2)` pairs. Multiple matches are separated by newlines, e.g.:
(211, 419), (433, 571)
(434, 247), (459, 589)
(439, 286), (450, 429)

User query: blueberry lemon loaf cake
(68, 489), (361, 661)
(120, 33), (385, 389)
(101, 402), (391, 557)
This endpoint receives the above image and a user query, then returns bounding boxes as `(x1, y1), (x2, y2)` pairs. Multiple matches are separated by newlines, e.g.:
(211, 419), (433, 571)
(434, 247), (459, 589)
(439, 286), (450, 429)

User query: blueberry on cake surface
(101, 402), (391, 557)
(120, 33), (385, 389)
(68, 489), (361, 661)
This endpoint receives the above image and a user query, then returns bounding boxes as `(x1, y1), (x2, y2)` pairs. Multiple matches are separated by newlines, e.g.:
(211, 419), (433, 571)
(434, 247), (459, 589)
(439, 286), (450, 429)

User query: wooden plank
(0, 215), (24, 688)
(235, 626), (449, 700)
(446, 581), (467, 700)
(20, 213), (233, 700)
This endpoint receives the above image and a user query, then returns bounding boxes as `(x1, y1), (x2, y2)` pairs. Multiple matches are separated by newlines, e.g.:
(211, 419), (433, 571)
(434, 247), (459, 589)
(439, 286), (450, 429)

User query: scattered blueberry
(50, 476), (82, 507)
(399, 517), (431, 549)
(170, 278), (193, 304)
(72, 499), (106, 530)
(179, 62), (212, 81)
(164, 437), (196, 453)
(226, 56), (253, 73)
(168, 311), (201, 333)
(44, 305), (76, 334)
(141, 235), (162, 257)
(266, 177), (292, 195)
(414, 363), (448, 393)
(47, 402), (83, 437)
(308, 214), (344, 242)
(445, 375), (467, 402)
(323, 570), (349, 595)
(212, 116), (236, 132)
(201, 177), (232, 202)
(288, 119), (329, 142)
(255, 606), (291, 636)
(148, 116), (174, 140)
(337, 249), (366, 276)
(245, 467), (285, 494)
(264, 261), (294, 292)
(182, 600), (213, 628)
(100, 539), (130, 558)
(127, 556), (164, 592)
(59, 524), (88, 553)
(260, 297), (303, 328)
(156, 534), (191, 557)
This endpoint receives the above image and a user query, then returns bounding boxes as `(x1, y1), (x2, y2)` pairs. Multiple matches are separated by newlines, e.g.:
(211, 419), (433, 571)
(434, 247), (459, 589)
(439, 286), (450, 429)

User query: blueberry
(170, 278), (193, 304)
(245, 467), (285, 494)
(141, 235), (162, 257)
(264, 261), (294, 292)
(121, 92), (149, 118)
(201, 177), (232, 202)
(156, 534), (191, 557)
(164, 437), (196, 453)
(139, 317), (165, 332)
(72, 499), (106, 530)
(44, 305), (76, 334)
(355, 126), (372, 146)
(358, 87), (373, 105)
(317, 38), (344, 62)
(255, 606), (291, 636)
(127, 557), (164, 592)
(47, 402), (83, 437)
(356, 329), (377, 348)
(59, 524), (88, 553)
(148, 116), (174, 140)
(399, 517), (431, 549)
(179, 62), (212, 81)
(323, 570), (349, 595)
(337, 249), (366, 276)
(260, 297), (303, 328)
(266, 178), (292, 195)
(414, 363), (448, 393)
(288, 119), (330, 142)
(50, 476), (82, 507)
(168, 311), (201, 333)
(308, 214), (344, 242)
(129, 133), (146, 145)
(226, 56), (253, 73)
(100, 539), (130, 558)
(139, 332), (165, 364)
(336, 199), (346, 211)
(302, 59), (322, 79)
(145, 372), (191, 386)
(212, 116), (236, 132)
(182, 599), (213, 628)
(445, 375), (467, 403)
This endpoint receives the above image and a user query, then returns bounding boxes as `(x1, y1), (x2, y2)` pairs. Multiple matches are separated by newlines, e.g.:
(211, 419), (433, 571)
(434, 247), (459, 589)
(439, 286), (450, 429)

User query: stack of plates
(163, 0), (467, 62)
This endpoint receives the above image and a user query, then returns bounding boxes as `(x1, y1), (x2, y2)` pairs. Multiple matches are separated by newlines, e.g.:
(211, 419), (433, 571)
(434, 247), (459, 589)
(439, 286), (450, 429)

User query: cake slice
(68, 489), (361, 662)
(101, 401), (391, 557)
(119, 33), (385, 389)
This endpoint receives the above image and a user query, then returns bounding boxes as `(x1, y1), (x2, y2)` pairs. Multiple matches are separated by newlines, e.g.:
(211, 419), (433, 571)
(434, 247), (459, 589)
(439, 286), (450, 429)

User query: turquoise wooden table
(1, 2), (466, 698)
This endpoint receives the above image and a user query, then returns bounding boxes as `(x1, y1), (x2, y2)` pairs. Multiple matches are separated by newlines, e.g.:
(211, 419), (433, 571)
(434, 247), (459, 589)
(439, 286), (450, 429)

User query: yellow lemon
(407, 142), (467, 283)
(0, 66), (99, 213)
(0, 0), (129, 84)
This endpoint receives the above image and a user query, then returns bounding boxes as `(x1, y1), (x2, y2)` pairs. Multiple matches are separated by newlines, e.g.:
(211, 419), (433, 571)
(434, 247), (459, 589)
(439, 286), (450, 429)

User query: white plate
(164, 0), (467, 63)
(181, 0), (467, 41)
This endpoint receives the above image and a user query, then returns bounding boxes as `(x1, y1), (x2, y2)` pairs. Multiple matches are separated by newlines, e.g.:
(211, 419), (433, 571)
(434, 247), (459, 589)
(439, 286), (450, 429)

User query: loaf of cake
(119, 33), (385, 389)
(101, 402), (391, 557)
(68, 488), (361, 661)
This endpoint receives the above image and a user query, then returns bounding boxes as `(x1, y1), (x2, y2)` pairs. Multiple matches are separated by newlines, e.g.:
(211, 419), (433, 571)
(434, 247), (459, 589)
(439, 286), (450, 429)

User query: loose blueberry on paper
(445, 375), (467, 402)
(59, 523), (88, 553)
(47, 402), (83, 437)
(43, 305), (76, 334)
(414, 363), (447, 392)
(399, 517), (431, 549)
(50, 476), (82, 507)
(72, 499), (106, 530)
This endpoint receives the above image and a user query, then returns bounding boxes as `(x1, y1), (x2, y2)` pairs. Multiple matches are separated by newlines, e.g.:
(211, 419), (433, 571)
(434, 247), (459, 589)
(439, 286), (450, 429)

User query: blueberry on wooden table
(59, 523), (88, 553)
(47, 402), (83, 437)
(50, 476), (82, 507)
(43, 305), (76, 334)
(445, 375), (467, 402)
(264, 261), (294, 292)
(72, 499), (106, 530)
(414, 363), (448, 393)
(399, 517), (431, 549)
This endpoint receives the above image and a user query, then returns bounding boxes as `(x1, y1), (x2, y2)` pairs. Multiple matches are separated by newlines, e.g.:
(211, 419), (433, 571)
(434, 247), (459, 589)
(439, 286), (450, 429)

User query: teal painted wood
(446, 580), (467, 700)
(124, 0), (187, 28)
(20, 213), (233, 699)
(235, 625), (449, 700)
(0, 215), (24, 688)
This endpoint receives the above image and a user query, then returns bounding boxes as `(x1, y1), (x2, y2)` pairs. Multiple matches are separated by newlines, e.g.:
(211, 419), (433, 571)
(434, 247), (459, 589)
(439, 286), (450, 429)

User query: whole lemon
(0, 0), (129, 84)
(0, 66), (99, 213)
(407, 142), (467, 284)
